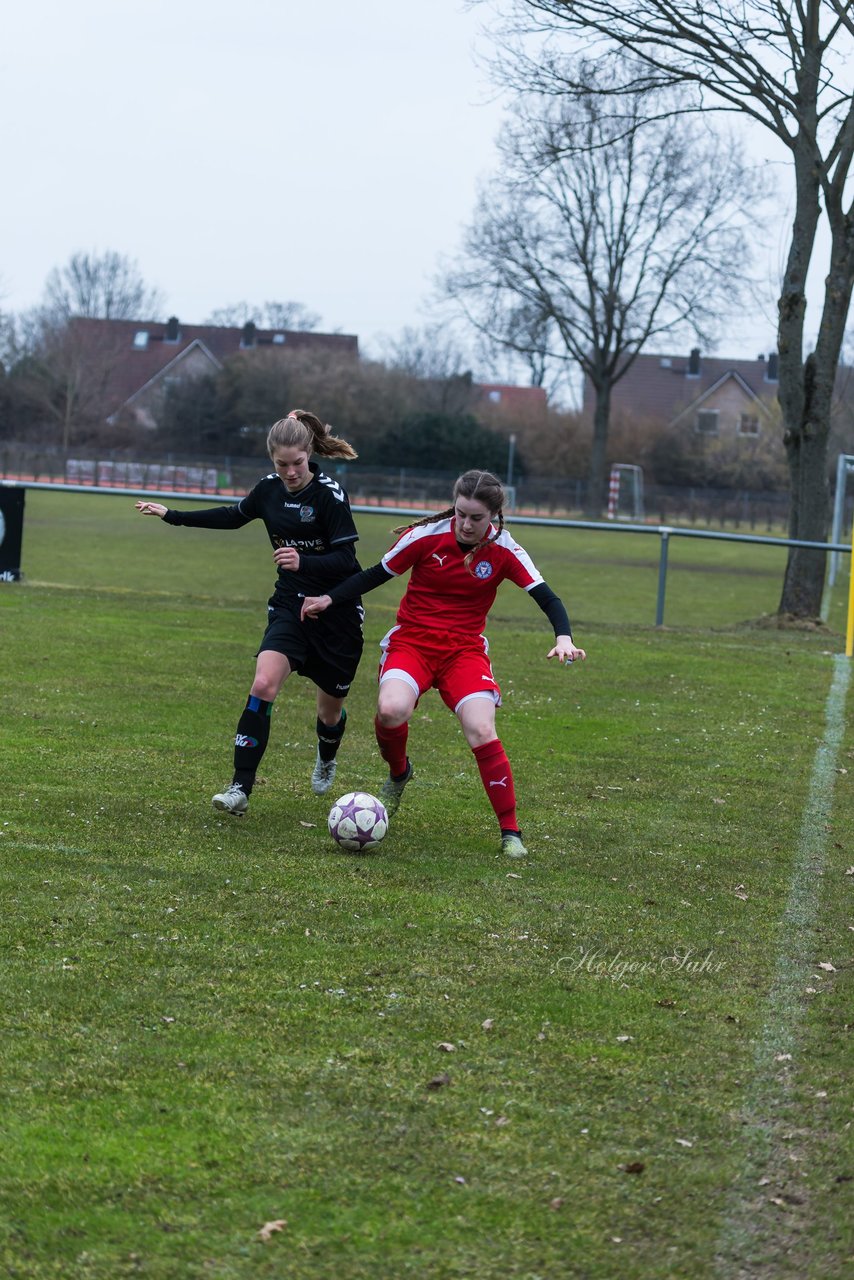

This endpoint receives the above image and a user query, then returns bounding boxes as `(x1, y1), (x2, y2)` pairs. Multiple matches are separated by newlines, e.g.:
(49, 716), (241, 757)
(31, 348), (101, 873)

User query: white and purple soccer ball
(327, 791), (389, 853)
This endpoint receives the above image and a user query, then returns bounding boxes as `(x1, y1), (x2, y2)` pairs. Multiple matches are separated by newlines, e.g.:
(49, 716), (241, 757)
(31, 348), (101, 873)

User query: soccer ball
(328, 791), (389, 853)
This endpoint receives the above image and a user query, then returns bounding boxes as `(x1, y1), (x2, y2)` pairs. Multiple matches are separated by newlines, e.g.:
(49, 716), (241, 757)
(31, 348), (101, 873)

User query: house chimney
(767, 351), (779, 381)
(165, 315), (180, 342)
(688, 347), (701, 376)
(241, 321), (257, 348)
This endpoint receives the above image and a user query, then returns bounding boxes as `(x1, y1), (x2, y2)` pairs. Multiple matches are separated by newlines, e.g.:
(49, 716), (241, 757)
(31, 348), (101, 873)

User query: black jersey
(163, 463), (362, 608)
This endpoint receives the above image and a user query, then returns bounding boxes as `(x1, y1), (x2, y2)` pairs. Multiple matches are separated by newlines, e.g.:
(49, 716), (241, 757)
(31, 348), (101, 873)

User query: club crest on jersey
(473, 560), (494, 579)
(299, 505), (315, 522)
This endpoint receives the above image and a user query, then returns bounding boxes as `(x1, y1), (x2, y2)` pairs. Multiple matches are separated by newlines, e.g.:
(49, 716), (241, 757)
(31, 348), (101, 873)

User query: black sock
(316, 707), (346, 763)
(232, 695), (272, 794)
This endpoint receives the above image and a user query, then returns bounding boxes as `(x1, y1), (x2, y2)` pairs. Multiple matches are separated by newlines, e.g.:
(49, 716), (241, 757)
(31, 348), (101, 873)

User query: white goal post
(607, 464), (645, 521)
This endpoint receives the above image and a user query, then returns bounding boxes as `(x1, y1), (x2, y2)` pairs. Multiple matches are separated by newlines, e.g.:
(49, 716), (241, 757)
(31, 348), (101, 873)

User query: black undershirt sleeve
(163, 505), (249, 530)
(298, 543), (358, 582)
(327, 562), (395, 604)
(529, 581), (572, 639)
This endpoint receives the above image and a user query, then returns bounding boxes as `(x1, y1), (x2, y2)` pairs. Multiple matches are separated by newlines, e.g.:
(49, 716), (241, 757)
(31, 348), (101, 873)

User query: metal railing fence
(4, 478), (850, 629)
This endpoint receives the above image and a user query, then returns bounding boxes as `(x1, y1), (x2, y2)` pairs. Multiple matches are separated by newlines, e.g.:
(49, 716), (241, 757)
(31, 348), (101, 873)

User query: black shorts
(259, 600), (364, 698)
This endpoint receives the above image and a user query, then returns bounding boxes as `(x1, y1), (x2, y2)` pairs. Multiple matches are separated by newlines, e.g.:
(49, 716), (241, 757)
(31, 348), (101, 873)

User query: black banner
(0, 486), (25, 582)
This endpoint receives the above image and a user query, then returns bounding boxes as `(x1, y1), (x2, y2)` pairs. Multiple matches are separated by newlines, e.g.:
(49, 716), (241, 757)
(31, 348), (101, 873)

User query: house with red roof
(72, 316), (359, 428)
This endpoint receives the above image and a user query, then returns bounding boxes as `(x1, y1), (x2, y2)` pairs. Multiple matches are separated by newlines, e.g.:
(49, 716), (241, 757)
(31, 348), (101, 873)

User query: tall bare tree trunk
(778, 134), (854, 617)
(587, 380), (611, 517)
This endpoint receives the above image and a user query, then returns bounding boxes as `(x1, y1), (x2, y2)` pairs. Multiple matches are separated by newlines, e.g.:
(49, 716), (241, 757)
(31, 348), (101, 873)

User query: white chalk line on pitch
(715, 653), (850, 1274)
(8, 840), (95, 857)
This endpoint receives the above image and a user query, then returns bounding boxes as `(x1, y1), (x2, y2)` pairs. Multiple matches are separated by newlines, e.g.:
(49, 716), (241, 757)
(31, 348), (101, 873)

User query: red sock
(472, 739), (518, 831)
(375, 716), (409, 777)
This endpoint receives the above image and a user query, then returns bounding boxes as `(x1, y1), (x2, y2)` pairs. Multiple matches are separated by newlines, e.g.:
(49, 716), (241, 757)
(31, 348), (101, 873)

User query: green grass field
(1, 489), (852, 1279)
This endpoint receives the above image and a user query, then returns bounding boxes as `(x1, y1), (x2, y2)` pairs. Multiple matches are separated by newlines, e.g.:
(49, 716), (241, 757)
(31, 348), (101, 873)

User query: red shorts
(378, 624), (501, 714)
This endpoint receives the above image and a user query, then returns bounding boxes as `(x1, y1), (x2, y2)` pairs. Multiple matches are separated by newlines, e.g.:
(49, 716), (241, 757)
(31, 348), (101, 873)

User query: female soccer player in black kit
(135, 409), (363, 815)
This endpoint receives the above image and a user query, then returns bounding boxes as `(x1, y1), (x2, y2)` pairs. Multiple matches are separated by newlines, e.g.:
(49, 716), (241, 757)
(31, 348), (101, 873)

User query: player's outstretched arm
(301, 594), (333, 620)
(135, 501), (167, 519)
(547, 634), (586, 664)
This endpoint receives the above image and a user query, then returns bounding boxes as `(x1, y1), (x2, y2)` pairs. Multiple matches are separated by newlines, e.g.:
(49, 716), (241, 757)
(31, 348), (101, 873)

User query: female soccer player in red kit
(301, 469), (585, 857)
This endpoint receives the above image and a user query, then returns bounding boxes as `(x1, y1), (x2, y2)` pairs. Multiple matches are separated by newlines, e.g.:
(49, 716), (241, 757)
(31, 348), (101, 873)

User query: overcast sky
(0, 0), (829, 378)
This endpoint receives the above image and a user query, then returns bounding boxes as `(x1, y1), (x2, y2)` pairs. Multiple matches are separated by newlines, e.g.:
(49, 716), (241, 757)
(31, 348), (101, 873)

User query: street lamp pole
(506, 433), (517, 488)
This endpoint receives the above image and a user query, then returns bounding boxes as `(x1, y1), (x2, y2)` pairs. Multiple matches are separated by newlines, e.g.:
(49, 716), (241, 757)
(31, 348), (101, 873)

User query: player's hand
(548, 635), (586, 665)
(135, 501), (167, 518)
(274, 545), (301, 571)
(301, 594), (332, 621)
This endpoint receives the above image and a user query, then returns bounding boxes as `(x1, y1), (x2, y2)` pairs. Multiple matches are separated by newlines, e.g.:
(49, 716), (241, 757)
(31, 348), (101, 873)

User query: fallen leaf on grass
(481, 1018), (494, 1031)
(426, 1072), (451, 1090)
(675, 1138), (693, 1148)
(622, 1161), (645, 1175)
(656, 999), (676, 1008)
(775, 1053), (793, 1062)
(436, 1042), (456, 1053)
(257, 1219), (287, 1243)
(818, 961), (836, 972)
(549, 1197), (564, 1211)
(298, 821), (317, 828)
(495, 1115), (510, 1127)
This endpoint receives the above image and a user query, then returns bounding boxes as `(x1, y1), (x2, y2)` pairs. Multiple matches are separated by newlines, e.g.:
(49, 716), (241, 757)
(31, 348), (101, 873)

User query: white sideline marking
(716, 654), (850, 1271)
(12, 841), (94, 857)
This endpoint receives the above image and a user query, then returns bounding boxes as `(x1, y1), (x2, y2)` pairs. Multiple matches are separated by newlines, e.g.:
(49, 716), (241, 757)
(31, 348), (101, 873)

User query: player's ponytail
(392, 506), (455, 536)
(267, 410), (358, 461)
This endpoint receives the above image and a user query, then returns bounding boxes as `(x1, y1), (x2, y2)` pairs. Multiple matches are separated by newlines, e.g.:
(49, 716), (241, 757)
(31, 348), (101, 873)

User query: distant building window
(696, 410), (719, 435)
(739, 413), (760, 436)
(272, 333), (286, 345)
(488, 390), (502, 403)
(659, 357), (672, 368)
(133, 331), (149, 349)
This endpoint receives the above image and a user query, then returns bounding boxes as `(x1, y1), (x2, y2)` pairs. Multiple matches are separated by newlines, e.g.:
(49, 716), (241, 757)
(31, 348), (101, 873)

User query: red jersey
(381, 517), (543, 636)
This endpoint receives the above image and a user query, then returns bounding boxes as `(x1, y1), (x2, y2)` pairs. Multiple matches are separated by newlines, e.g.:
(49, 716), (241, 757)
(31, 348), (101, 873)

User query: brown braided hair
(393, 469), (506, 576)
(267, 409), (358, 460)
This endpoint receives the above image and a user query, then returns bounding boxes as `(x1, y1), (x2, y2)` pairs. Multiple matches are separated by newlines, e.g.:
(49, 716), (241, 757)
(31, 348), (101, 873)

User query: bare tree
(204, 301), (322, 331)
(443, 76), (759, 513)
(42, 250), (164, 321)
(377, 324), (480, 415)
(486, 0), (854, 614)
(9, 250), (161, 449)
